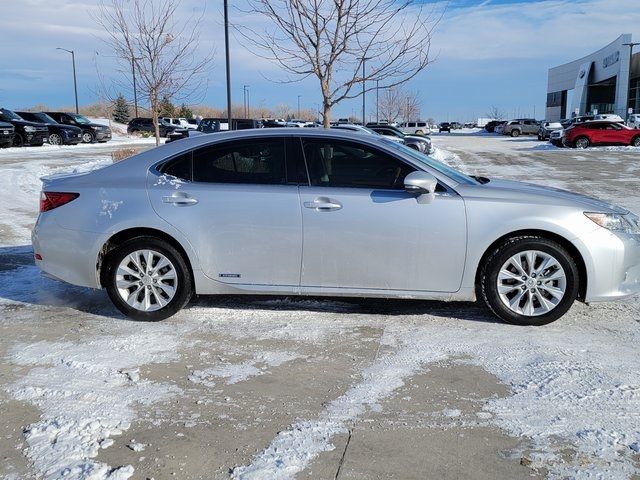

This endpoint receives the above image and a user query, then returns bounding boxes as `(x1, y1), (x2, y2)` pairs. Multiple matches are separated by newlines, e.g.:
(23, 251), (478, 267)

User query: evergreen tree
(176, 103), (193, 119)
(112, 94), (130, 124)
(158, 95), (175, 117)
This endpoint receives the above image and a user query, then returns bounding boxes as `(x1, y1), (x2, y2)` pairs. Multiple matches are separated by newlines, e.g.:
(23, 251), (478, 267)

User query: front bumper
(581, 227), (640, 302)
(24, 132), (49, 145)
(94, 129), (112, 142)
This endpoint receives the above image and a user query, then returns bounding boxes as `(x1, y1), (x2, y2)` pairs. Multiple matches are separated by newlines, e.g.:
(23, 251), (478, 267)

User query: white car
(594, 114), (624, 123)
(162, 117), (193, 129)
(399, 121), (431, 135)
(627, 114), (640, 129)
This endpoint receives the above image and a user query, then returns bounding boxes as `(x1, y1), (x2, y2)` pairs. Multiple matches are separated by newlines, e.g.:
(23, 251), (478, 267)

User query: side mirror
(404, 171), (438, 195)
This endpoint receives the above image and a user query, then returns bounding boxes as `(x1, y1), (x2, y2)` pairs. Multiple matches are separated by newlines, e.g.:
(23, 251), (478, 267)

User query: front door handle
(162, 192), (198, 206)
(303, 197), (342, 211)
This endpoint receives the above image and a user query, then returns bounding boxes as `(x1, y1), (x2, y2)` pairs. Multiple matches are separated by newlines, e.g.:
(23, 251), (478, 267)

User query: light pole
(224, 0), (232, 129)
(57, 48), (78, 113)
(376, 80), (379, 123)
(362, 57), (370, 125)
(243, 85), (250, 118)
(297, 95), (301, 118)
(623, 42), (640, 119)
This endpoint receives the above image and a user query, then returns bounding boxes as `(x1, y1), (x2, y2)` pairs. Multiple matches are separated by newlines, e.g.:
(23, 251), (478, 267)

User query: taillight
(39, 192), (79, 212)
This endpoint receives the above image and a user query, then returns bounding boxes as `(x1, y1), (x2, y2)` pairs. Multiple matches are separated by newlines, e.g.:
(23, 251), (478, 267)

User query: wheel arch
(97, 227), (195, 289)
(474, 229), (587, 301)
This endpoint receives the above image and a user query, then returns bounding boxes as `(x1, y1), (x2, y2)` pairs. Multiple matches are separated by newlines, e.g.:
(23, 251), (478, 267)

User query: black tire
(574, 136), (590, 149)
(511, 129), (520, 137)
(631, 136), (640, 147)
(407, 144), (419, 150)
(49, 133), (63, 145)
(104, 236), (193, 321)
(81, 131), (95, 143)
(13, 134), (24, 147)
(479, 236), (579, 326)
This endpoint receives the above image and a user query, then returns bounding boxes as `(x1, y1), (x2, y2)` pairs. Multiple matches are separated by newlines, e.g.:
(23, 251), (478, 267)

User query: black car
(0, 121), (14, 148)
(17, 111), (83, 146)
(127, 117), (178, 137)
(484, 120), (503, 133)
(44, 112), (112, 143)
(0, 108), (49, 147)
(439, 122), (451, 133)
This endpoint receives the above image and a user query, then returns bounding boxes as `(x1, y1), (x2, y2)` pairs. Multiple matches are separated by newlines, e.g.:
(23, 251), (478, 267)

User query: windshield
(33, 113), (56, 123)
(70, 114), (92, 124)
(380, 138), (478, 186)
(0, 109), (23, 121)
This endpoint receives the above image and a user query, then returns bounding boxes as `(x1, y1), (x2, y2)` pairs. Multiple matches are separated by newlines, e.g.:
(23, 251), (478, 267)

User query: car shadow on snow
(0, 245), (499, 324)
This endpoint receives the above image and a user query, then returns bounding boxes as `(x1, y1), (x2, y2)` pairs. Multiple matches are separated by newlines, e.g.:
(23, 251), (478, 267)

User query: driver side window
(301, 139), (415, 190)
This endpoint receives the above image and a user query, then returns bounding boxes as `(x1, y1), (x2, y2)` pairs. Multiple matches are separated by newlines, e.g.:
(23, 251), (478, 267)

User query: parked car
(484, 120), (503, 133)
(33, 129), (640, 325)
(538, 121), (563, 141)
(0, 108), (49, 147)
(399, 121), (431, 135)
(161, 117), (191, 129)
(44, 112), (112, 143)
(367, 124), (433, 153)
(502, 119), (539, 137)
(564, 121), (640, 148)
(186, 119), (199, 129)
(16, 111), (83, 145)
(127, 118), (178, 137)
(549, 129), (565, 147)
(450, 122), (463, 130)
(495, 122), (507, 135)
(628, 114), (640, 129)
(439, 122), (451, 133)
(0, 121), (14, 148)
(594, 114), (623, 122)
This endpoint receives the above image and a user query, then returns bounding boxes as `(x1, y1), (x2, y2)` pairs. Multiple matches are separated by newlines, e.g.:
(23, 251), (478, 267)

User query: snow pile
(8, 325), (184, 480)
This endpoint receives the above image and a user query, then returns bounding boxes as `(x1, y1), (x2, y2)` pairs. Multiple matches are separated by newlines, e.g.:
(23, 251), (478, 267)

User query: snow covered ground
(0, 134), (639, 480)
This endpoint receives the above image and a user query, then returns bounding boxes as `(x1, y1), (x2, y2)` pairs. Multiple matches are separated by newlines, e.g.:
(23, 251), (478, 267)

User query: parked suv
(502, 119), (539, 137)
(0, 108), (49, 147)
(17, 111), (83, 145)
(368, 124), (433, 153)
(627, 114), (640, 129)
(0, 121), (14, 148)
(127, 118), (178, 137)
(564, 121), (640, 148)
(399, 121), (430, 135)
(538, 121), (563, 141)
(439, 122), (451, 133)
(44, 112), (112, 143)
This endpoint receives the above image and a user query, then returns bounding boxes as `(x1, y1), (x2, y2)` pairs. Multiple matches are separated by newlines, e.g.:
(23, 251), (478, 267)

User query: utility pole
(297, 95), (301, 118)
(623, 42), (639, 119)
(376, 80), (379, 123)
(243, 85), (249, 118)
(57, 48), (78, 113)
(131, 57), (141, 118)
(224, 0), (232, 129)
(362, 57), (370, 125)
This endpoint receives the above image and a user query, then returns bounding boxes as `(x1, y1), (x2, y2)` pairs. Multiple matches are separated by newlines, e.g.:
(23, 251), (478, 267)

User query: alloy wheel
(115, 249), (178, 312)
(496, 250), (566, 317)
(575, 137), (589, 149)
(49, 133), (62, 145)
(82, 132), (93, 143)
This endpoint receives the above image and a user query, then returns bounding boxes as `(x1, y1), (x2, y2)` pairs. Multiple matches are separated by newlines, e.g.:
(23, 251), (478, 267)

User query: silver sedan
(32, 129), (640, 325)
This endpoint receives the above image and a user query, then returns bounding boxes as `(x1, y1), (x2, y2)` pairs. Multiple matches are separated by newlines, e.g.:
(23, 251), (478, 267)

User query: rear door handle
(303, 197), (342, 211)
(162, 192), (198, 206)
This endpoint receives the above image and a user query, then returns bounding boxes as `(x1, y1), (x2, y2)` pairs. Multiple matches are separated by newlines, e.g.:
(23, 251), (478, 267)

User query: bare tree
(240, 0), (441, 127)
(95, 0), (213, 145)
(486, 105), (506, 120)
(377, 87), (420, 123)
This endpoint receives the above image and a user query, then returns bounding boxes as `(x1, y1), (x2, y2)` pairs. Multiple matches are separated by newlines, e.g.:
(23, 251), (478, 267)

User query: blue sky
(0, 0), (638, 121)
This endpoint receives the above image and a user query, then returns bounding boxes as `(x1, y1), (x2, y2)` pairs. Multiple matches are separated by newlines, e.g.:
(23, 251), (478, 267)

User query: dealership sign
(603, 51), (620, 69)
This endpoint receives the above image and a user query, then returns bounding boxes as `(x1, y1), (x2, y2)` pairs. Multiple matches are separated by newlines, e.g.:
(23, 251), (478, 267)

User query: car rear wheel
(82, 131), (95, 143)
(49, 133), (62, 145)
(574, 136), (590, 149)
(479, 236), (579, 326)
(511, 130), (520, 137)
(631, 136), (640, 147)
(104, 237), (193, 321)
(415, 130), (424, 135)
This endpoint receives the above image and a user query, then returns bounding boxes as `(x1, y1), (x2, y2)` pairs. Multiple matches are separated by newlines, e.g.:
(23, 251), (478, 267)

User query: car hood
(405, 135), (430, 143)
(463, 178), (628, 214)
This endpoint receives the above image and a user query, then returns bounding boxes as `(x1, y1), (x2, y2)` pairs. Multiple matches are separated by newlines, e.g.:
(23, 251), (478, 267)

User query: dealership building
(546, 34), (640, 121)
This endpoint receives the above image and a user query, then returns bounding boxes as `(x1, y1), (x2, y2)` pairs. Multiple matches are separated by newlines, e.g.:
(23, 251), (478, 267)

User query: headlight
(584, 212), (640, 234)
(23, 126), (36, 133)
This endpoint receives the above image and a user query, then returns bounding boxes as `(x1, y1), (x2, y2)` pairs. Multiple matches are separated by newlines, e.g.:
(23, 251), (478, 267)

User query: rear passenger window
(160, 153), (192, 181)
(192, 139), (287, 184)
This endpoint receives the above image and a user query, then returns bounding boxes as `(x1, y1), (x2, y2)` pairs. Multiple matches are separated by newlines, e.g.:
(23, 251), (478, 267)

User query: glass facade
(628, 76), (640, 114)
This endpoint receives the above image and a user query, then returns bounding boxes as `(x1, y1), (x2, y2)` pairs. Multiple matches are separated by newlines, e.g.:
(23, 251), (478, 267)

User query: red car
(564, 121), (640, 148)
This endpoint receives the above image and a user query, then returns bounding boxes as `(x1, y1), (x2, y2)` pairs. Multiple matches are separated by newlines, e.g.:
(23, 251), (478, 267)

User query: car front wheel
(574, 136), (590, 149)
(82, 131), (95, 143)
(104, 237), (193, 321)
(479, 236), (579, 326)
(511, 130), (520, 137)
(631, 136), (640, 147)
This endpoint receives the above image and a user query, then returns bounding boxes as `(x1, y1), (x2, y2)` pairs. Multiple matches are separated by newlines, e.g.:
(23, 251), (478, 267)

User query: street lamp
(243, 85), (250, 118)
(57, 48), (78, 113)
(362, 57), (370, 125)
(224, 0), (232, 129)
(623, 42), (640, 119)
(297, 95), (301, 118)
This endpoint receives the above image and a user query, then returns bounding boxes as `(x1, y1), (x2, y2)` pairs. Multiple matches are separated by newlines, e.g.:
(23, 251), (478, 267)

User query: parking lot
(1, 133), (639, 480)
